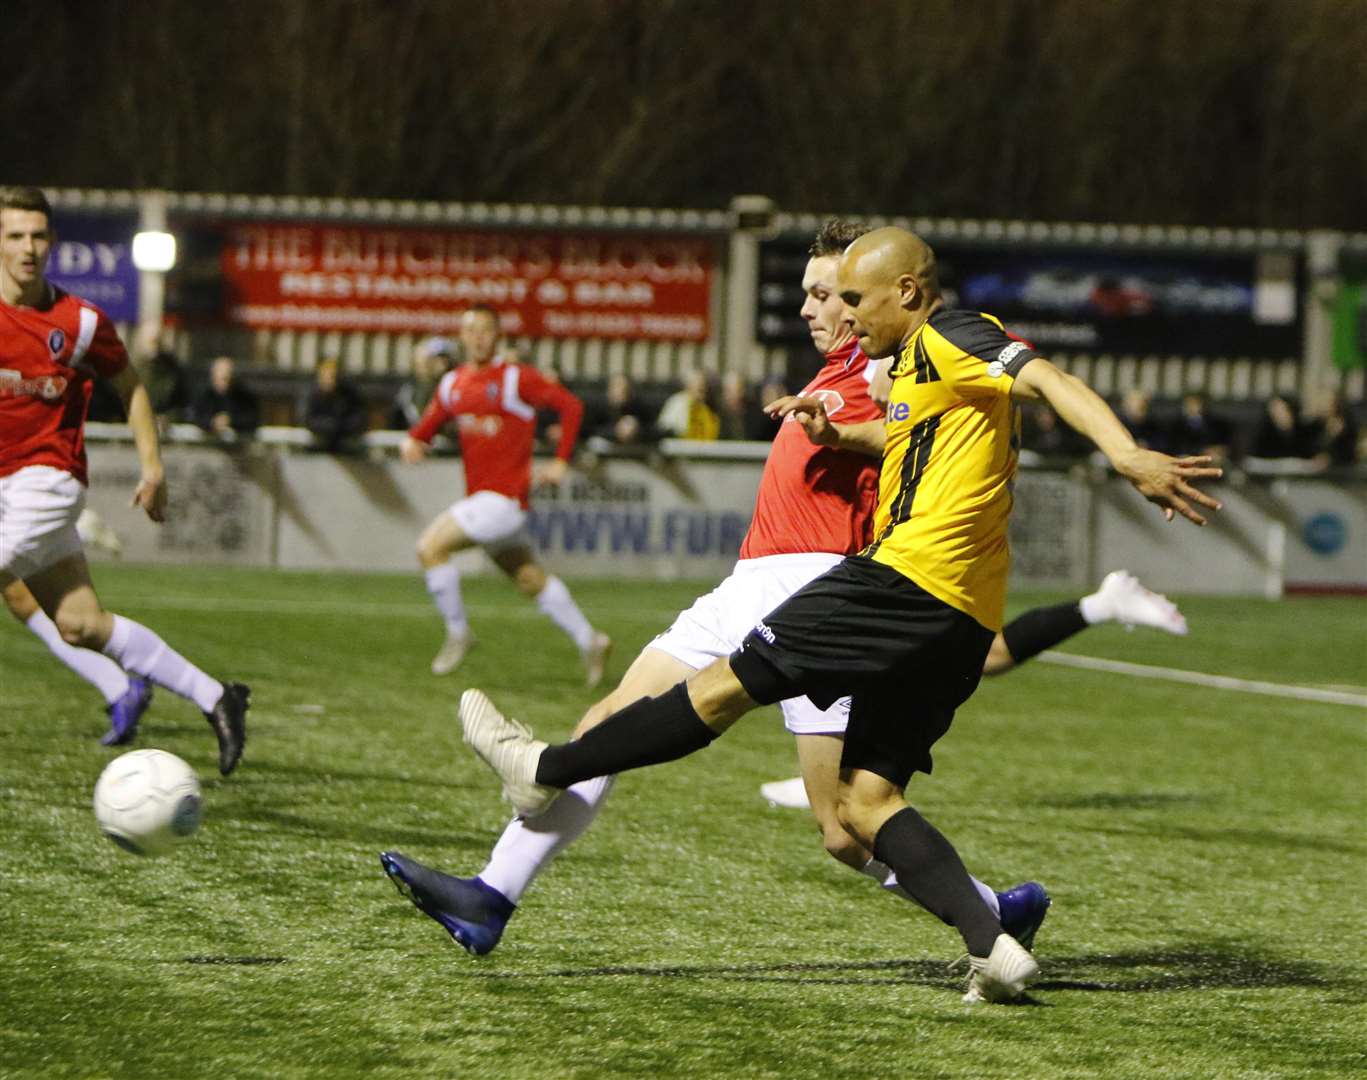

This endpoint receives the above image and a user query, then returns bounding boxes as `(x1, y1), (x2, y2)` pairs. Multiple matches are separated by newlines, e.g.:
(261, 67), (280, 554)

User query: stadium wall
(82, 434), (1366, 596)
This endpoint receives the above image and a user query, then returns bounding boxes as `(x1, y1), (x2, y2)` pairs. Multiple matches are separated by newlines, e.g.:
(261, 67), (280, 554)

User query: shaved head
(842, 227), (939, 299)
(835, 227), (941, 358)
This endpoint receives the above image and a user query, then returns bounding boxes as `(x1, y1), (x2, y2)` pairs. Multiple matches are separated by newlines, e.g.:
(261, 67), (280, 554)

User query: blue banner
(48, 214), (140, 323)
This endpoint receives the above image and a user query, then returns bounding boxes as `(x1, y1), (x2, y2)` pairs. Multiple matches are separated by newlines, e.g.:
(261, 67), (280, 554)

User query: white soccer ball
(93, 749), (203, 856)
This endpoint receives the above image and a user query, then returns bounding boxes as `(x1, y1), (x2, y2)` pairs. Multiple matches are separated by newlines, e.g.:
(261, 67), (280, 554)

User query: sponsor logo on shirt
(458, 414), (504, 437)
(991, 341), (1029, 377)
(753, 620), (776, 645)
(0, 369), (69, 400)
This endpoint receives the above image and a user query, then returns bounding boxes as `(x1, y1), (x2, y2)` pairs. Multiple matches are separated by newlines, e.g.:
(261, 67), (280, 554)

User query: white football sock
(477, 775), (615, 903)
(424, 562), (469, 636)
(25, 609), (130, 705)
(103, 614), (223, 713)
(861, 858), (1001, 918)
(535, 575), (595, 652)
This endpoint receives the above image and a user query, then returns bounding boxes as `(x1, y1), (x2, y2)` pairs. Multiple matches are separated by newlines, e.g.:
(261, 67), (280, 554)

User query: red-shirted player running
(381, 219), (1189, 956)
(401, 304), (611, 684)
(0, 186), (250, 772)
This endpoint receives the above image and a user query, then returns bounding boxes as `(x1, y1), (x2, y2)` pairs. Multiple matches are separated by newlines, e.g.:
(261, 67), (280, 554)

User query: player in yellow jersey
(449, 226), (1223, 1003)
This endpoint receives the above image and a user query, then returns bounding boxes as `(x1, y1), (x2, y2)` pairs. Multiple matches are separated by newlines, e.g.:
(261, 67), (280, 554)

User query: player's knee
(835, 791), (882, 849)
(515, 563), (547, 597)
(415, 537), (443, 567)
(820, 819), (866, 868)
(55, 610), (103, 650)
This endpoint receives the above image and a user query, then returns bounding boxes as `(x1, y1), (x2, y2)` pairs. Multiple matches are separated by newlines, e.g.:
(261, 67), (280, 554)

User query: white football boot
(759, 777), (811, 810)
(430, 631), (473, 675)
(962, 934), (1041, 1004)
(1092, 570), (1188, 635)
(459, 689), (559, 817)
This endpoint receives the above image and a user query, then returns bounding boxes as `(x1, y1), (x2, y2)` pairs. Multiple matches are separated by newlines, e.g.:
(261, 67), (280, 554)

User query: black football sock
(999, 600), (1087, 665)
(872, 806), (1003, 958)
(535, 683), (718, 789)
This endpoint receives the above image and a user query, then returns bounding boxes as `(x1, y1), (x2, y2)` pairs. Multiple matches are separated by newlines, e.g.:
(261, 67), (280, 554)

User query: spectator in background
(191, 356), (259, 438)
(1021, 405), (1089, 458)
(590, 372), (655, 447)
(303, 357), (368, 452)
(1167, 393), (1230, 461)
(1250, 395), (1313, 459)
(391, 336), (456, 429)
(1116, 388), (1165, 450)
(657, 368), (718, 440)
(1306, 390), (1361, 468)
(131, 324), (191, 432)
(717, 371), (773, 441)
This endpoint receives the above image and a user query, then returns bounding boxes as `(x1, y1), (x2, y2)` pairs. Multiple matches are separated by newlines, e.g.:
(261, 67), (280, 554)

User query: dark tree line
(9, 0), (1365, 229)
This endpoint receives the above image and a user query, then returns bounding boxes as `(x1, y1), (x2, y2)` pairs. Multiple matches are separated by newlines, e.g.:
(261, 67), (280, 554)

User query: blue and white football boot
(380, 850), (515, 956)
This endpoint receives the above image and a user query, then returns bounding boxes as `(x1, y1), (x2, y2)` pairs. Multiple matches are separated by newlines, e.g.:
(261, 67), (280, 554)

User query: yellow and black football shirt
(864, 308), (1039, 631)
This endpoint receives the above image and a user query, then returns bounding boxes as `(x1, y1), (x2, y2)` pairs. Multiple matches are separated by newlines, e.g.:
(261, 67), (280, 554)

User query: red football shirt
(0, 286), (129, 485)
(739, 339), (883, 560)
(409, 357), (584, 508)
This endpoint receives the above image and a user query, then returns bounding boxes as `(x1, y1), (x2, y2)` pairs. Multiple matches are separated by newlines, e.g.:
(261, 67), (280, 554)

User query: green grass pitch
(2, 565), (1364, 1078)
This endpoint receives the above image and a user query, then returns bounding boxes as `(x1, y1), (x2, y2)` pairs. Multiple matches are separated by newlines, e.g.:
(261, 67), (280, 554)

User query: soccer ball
(93, 749), (203, 856)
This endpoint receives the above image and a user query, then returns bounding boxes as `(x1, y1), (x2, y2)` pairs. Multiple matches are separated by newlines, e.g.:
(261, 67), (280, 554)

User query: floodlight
(132, 231), (177, 272)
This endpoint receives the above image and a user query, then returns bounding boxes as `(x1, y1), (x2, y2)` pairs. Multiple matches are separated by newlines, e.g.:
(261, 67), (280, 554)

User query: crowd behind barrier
(93, 335), (1367, 471)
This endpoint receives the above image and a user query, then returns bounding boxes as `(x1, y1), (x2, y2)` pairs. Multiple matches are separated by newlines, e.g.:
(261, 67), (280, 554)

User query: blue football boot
(380, 851), (515, 956)
(100, 677), (153, 747)
(996, 881), (1051, 949)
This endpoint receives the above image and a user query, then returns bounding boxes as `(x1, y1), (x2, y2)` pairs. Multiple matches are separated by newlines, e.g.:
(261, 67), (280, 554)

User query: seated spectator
(1021, 405), (1090, 458)
(1116, 388), (1166, 450)
(190, 356), (259, 438)
(657, 369), (720, 441)
(717, 372), (773, 441)
(391, 336), (456, 429)
(1250, 395), (1313, 459)
(590, 372), (656, 447)
(1305, 390), (1362, 468)
(303, 357), (368, 452)
(1167, 393), (1230, 460)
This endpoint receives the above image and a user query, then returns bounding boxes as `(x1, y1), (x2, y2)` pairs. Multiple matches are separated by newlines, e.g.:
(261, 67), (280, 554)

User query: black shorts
(729, 556), (994, 788)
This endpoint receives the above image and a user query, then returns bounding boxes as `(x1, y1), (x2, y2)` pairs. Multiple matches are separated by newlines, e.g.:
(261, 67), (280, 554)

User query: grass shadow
(458, 944), (1363, 998)
(215, 805), (487, 850)
(1034, 792), (1218, 811)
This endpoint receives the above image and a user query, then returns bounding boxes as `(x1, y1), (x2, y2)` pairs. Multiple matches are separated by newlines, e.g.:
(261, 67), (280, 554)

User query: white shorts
(448, 490), (529, 554)
(0, 465), (86, 580)
(649, 552), (853, 735)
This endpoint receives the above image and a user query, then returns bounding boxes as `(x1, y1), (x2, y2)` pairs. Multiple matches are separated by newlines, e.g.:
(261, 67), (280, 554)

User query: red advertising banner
(220, 223), (713, 340)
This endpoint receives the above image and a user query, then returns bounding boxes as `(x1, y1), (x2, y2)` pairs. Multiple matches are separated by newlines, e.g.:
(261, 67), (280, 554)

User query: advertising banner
(1331, 268), (1366, 371)
(760, 236), (1302, 359)
(48, 213), (140, 323)
(220, 223), (713, 340)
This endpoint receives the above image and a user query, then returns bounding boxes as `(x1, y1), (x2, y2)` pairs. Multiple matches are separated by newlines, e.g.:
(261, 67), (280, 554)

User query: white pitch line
(1039, 651), (1367, 709)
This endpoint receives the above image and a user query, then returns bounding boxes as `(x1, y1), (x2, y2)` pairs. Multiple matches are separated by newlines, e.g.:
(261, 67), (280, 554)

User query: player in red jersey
(401, 304), (611, 684)
(0, 187), (250, 772)
(381, 219), (1189, 955)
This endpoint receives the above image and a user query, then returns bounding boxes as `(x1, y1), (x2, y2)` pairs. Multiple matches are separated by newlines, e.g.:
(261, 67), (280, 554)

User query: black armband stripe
(928, 309), (1040, 375)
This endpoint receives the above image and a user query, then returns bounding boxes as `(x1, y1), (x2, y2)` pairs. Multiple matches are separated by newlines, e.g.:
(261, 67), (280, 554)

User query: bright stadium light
(131, 230), (177, 272)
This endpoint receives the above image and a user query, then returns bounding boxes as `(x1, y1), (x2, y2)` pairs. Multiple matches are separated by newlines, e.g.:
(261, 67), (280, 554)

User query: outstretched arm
(1012, 358), (1222, 525)
(108, 366), (167, 522)
(764, 395), (887, 457)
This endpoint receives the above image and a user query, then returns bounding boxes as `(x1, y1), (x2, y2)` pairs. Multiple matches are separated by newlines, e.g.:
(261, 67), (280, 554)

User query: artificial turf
(2, 565), (1364, 1078)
